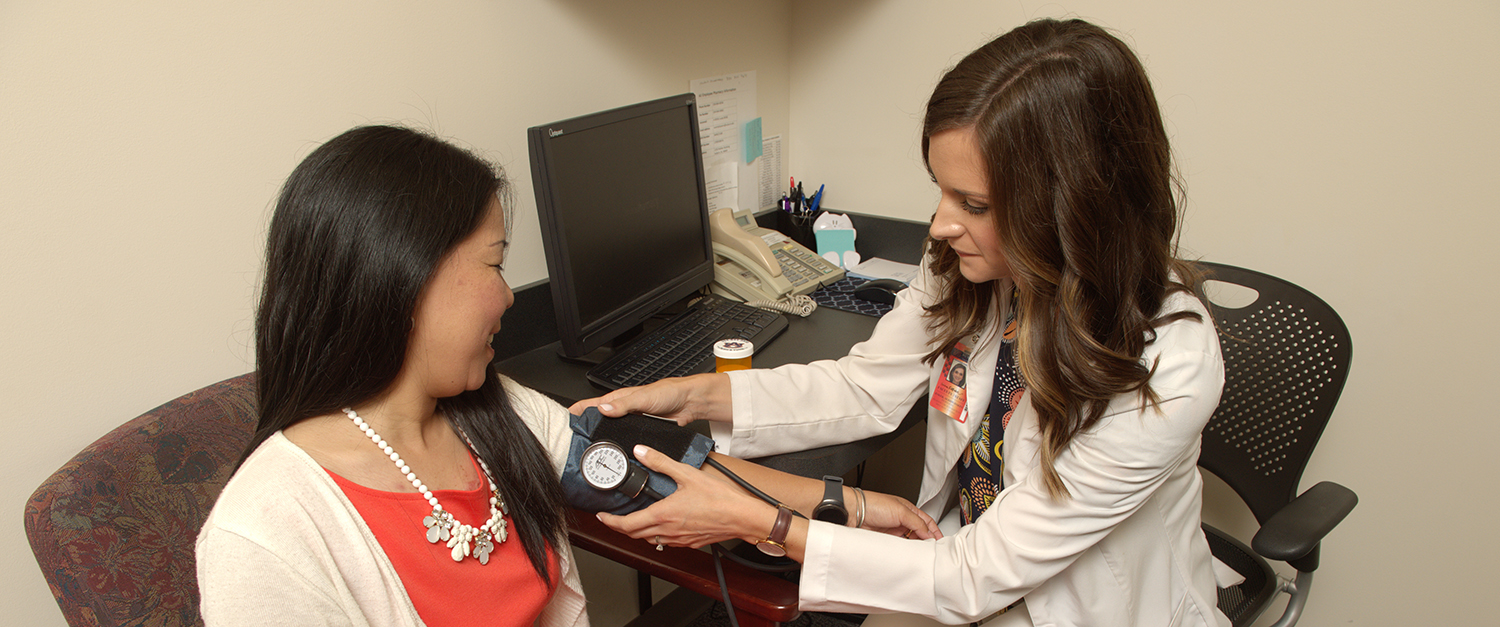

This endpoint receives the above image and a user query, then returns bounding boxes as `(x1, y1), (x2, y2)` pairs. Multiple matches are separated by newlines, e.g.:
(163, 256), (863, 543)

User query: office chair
(25, 370), (798, 627)
(1194, 262), (1359, 627)
(24, 374), (258, 627)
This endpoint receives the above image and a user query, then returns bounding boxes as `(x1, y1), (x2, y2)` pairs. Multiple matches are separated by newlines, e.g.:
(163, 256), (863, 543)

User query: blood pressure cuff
(561, 407), (715, 516)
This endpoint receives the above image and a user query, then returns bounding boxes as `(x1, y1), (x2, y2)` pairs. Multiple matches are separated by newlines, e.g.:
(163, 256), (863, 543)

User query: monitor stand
(551, 290), (702, 368)
(554, 323), (648, 368)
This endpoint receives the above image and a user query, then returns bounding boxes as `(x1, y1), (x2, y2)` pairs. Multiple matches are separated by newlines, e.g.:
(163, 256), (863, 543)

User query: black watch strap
(812, 475), (849, 525)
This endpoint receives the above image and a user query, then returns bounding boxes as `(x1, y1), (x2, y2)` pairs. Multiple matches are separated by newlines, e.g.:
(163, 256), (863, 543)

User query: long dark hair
(920, 19), (1203, 498)
(246, 125), (566, 582)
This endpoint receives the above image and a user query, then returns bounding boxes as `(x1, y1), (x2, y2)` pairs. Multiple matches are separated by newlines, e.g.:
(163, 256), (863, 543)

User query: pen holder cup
(774, 210), (819, 251)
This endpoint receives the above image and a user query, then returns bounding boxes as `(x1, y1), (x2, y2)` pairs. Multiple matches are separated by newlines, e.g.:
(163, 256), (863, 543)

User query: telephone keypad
(771, 245), (841, 292)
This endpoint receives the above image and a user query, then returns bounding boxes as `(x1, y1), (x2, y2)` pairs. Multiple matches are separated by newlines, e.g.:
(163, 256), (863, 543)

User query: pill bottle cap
(713, 338), (754, 359)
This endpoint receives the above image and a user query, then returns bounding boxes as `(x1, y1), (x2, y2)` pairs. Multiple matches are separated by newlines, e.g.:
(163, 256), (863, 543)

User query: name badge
(930, 341), (971, 423)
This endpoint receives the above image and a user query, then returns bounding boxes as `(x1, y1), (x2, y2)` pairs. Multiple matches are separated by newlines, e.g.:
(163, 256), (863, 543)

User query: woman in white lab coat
(574, 18), (1229, 627)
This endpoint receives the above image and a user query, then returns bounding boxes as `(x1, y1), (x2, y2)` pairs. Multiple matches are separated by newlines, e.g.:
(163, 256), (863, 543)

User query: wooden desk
(496, 303), (925, 627)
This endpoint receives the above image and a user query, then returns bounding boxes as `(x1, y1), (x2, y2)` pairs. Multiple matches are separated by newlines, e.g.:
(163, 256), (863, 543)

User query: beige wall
(789, 1), (1500, 625)
(5, 0), (1497, 625)
(0, 1), (790, 624)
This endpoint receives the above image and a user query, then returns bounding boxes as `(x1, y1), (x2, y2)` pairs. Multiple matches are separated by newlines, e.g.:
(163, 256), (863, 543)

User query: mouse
(852, 278), (907, 306)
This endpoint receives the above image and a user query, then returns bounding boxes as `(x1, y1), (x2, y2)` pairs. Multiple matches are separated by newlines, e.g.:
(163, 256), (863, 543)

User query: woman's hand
(859, 490), (943, 540)
(596, 445), (771, 549)
(568, 372), (733, 426)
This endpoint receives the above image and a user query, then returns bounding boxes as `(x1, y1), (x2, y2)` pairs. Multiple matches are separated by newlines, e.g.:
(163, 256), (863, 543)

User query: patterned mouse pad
(811, 277), (893, 318)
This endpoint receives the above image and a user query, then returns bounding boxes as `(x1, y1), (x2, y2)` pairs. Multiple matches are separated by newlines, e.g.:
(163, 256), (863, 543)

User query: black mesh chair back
(1197, 262), (1350, 524)
(1194, 262), (1357, 627)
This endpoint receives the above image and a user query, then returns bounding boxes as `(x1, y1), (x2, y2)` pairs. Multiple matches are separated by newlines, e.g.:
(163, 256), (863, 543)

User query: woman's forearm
(595, 445), (938, 560)
(702, 452), (834, 516)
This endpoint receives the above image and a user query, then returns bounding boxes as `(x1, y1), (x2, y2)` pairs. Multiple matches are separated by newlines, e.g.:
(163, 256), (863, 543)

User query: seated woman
(577, 18), (1228, 627)
(197, 126), (588, 627)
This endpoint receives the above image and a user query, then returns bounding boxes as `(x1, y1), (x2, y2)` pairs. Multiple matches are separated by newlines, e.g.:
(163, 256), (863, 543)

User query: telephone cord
(747, 294), (817, 317)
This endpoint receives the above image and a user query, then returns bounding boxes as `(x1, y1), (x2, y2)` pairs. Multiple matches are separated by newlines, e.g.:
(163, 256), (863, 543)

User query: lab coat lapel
(917, 286), (1007, 509)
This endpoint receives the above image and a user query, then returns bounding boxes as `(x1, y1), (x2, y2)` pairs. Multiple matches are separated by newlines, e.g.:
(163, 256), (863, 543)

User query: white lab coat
(722, 263), (1229, 627)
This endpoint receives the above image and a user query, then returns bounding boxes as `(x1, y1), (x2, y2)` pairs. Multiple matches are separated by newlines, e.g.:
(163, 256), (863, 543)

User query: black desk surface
(495, 303), (924, 479)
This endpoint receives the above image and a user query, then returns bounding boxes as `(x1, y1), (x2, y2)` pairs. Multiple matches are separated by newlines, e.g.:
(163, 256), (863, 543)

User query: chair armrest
(566, 508), (801, 624)
(1251, 481), (1358, 572)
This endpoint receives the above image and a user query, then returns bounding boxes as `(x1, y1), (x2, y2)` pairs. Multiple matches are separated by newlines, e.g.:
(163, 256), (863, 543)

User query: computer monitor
(528, 94), (715, 359)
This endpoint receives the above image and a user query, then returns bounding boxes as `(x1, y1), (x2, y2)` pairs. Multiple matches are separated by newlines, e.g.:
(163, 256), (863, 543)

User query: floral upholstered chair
(25, 374), (257, 627)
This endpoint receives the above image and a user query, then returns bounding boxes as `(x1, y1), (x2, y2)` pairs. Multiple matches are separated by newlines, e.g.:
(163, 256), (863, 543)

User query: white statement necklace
(343, 407), (508, 565)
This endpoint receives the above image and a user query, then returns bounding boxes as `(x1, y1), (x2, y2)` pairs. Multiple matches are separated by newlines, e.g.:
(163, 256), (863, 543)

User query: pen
(808, 184), (824, 214)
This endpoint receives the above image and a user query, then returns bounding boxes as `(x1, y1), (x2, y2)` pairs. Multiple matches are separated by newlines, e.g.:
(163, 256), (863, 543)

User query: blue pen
(808, 184), (825, 214)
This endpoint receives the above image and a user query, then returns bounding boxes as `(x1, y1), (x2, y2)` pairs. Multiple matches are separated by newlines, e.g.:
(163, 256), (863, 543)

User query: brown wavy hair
(920, 19), (1204, 498)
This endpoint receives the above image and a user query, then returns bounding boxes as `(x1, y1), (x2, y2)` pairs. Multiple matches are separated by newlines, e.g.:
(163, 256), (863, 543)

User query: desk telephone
(709, 208), (845, 308)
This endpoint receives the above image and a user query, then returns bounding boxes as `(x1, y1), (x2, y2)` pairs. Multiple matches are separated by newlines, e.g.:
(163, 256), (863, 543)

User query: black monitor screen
(528, 94), (714, 358)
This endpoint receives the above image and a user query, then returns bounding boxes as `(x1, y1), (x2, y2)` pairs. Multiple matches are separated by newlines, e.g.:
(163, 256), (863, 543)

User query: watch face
(755, 540), (788, 558)
(813, 475), (848, 525)
(813, 502), (849, 525)
(580, 441), (629, 490)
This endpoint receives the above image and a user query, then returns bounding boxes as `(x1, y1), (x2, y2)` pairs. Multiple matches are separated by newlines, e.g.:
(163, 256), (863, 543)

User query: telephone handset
(708, 208), (845, 309)
(710, 208), (794, 303)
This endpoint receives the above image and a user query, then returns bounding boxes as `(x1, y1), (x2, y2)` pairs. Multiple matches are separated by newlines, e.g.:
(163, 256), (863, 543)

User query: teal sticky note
(742, 118), (763, 164)
(814, 229), (857, 267)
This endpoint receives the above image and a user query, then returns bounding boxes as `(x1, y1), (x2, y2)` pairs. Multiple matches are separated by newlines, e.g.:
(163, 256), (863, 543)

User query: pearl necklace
(343, 407), (508, 564)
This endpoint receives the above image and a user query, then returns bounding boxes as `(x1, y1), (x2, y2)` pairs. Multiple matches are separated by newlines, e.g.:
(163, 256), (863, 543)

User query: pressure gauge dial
(580, 441), (630, 491)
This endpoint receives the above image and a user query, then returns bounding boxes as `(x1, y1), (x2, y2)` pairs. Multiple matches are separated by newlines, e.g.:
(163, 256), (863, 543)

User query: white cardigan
(724, 266), (1229, 627)
(196, 377), (589, 627)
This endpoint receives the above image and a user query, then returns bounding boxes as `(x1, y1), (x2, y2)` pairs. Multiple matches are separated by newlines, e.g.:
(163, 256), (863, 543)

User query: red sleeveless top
(328, 455), (558, 627)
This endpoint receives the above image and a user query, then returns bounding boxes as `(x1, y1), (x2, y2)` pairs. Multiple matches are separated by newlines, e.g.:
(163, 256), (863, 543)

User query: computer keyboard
(586, 294), (788, 390)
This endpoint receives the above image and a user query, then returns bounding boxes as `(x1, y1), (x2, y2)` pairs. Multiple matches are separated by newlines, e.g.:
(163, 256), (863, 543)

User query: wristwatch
(755, 505), (794, 557)
(811, 475), (849, 525)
